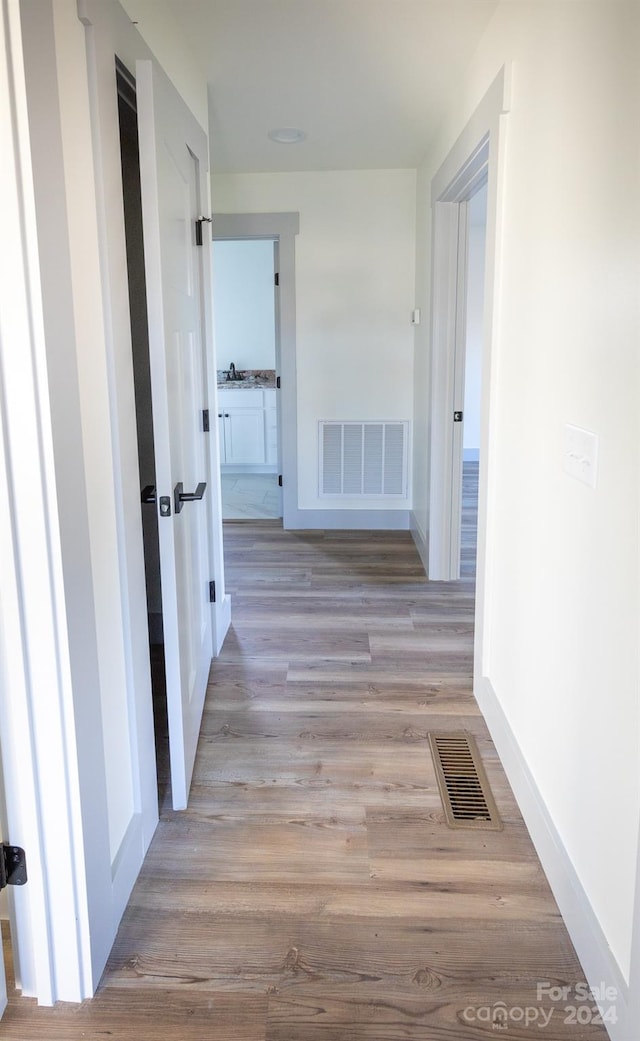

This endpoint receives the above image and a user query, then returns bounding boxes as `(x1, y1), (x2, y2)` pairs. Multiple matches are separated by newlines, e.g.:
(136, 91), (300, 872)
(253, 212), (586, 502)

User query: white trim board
(213, 593), (232, 657)
(409, 511), (429, 576)
(0, 0), (104, 1003)
(287, 509), (410, 531)
(220, 465), (278, 474)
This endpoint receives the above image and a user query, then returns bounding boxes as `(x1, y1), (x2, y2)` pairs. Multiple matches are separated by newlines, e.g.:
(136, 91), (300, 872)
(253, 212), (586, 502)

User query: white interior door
(0, 956), (5, 1020)
(450, 201), (470, 578)
(0, 859), (5, 1017)
(137, 58), (213, 810)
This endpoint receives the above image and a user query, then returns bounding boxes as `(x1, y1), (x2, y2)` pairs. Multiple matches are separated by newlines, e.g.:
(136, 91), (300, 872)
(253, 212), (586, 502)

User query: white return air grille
(319, 421), (409, 498)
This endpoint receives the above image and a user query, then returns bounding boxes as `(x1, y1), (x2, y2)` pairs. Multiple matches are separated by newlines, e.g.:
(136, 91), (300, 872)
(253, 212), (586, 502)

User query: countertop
(217, 368), (276, 389)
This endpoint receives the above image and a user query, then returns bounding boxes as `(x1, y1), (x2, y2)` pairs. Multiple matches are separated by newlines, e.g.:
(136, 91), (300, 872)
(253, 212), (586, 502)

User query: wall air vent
(319, 421), (408, 498)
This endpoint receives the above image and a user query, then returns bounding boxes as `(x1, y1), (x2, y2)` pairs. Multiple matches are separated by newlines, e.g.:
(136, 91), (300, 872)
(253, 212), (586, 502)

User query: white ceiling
(170, 0), (499, 173)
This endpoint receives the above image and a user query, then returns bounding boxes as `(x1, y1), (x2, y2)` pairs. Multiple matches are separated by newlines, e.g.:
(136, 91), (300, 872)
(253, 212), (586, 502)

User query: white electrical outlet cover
(563, 423), (598, 489)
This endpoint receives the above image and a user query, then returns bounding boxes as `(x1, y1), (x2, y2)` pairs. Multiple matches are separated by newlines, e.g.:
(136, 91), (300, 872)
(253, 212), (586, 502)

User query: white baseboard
(111, 814), (151, 927)
(213, 593), (231, 656)
(220, 465), (277, 474)
(410, 510), (429, 574)
(475, 674), (630, 1040)
(285, 509), (410, 530)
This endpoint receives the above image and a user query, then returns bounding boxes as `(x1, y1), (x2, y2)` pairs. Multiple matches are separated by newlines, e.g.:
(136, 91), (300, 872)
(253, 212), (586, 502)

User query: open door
(0, 957), (5, 1021)
(0, 867), (6, 1018)
(136, 58), (214, 810)
(449, 200), (469, 579)
(428, 134), (490, 582)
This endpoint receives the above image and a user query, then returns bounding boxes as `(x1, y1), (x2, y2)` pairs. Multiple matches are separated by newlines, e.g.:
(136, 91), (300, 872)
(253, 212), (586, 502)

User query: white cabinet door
(137, 58), (213, 810)
(225, 409), (265, 464)
(217, 389), (268, 466)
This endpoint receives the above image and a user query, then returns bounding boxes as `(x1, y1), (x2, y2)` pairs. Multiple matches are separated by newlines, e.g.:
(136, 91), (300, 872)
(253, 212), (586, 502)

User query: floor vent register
(428, 731), (502, 830)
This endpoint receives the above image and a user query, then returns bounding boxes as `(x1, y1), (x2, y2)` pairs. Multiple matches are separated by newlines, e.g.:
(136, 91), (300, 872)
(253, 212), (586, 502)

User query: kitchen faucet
(228, 362), (237, 381)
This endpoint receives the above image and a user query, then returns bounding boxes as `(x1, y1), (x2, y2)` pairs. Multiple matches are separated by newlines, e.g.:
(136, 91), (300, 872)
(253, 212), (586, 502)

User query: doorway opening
(212, 238), (282, 521)
(210, 212), (300, 532)
(116, 61), (169, 805)
(424, 66), (509, 712)
(459, 182), (487, 577)
(427, 132), (491, 584)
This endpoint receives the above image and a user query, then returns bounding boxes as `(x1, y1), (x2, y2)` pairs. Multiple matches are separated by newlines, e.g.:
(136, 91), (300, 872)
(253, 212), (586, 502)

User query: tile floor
(220, 471), (281, 519)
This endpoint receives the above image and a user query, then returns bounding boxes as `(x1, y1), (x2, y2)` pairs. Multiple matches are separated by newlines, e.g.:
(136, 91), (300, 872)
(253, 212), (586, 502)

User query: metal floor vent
(428, 731), (502, 830)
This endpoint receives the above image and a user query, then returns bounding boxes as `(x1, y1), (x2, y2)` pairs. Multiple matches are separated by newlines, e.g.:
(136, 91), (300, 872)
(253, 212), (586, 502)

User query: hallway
(2, 485), (606, 1038)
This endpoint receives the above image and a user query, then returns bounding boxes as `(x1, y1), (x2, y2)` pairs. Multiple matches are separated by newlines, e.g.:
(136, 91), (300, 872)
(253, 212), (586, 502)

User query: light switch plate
(563, 423), (598, 489)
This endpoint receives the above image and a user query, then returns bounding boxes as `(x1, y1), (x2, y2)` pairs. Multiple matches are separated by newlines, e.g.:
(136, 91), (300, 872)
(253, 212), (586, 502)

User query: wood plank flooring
(2, 467), (607, 1039)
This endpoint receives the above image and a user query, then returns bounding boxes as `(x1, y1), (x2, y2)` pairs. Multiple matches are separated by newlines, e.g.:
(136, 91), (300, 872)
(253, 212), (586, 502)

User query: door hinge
(278, 475), (283, 487)
(209, 580), (216, 603)
(453, 410), (463, 422)
(274, 272), (280, 287)
(195, 215), (213, 246)
(0, 844), (27, 890)
(202, 408), (210, 432)
(276, 376), (281, 389)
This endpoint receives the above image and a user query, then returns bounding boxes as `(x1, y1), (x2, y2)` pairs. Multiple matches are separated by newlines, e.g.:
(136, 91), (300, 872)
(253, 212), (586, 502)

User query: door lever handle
(141, 485), (156, 504)
(174, 481), (206, 514)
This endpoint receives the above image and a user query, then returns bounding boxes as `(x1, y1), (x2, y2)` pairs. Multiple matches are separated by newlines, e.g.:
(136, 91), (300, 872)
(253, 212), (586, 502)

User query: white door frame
(0, 0), (103, 1005)
(427, 66), (510, 681)
(211, 213), (300, 529)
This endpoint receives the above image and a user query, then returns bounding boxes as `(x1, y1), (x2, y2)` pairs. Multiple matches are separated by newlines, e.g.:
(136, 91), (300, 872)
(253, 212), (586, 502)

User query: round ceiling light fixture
(268, 127), (306, 144)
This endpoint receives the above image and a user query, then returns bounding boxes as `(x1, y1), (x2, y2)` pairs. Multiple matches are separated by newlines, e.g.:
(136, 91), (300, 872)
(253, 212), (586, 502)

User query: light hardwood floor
(1, 468), (607, 1039)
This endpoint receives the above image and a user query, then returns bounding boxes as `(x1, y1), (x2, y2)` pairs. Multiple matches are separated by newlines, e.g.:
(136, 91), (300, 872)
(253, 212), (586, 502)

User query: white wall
(414, 0), (640, 1002)
(212, 169), (416, 511)
(212, 239), (276, 371)
(119, 0), (208, 129)
(463, 185), (487, 458)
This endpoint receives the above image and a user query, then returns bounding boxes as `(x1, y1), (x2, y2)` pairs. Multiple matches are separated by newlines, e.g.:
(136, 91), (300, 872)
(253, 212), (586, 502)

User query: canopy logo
(462, 1002), (555, 1030)
(462, 982), (618, 1031)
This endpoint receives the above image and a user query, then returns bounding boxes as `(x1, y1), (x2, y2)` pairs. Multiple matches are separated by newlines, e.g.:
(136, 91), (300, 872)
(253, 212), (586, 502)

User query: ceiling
(170, 0), (499, 173)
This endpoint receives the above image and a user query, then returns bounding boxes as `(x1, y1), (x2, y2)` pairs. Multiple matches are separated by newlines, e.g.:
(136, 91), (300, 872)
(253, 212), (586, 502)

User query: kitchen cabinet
(218, 408), (264, 465)
(217, 387), (277, 469)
